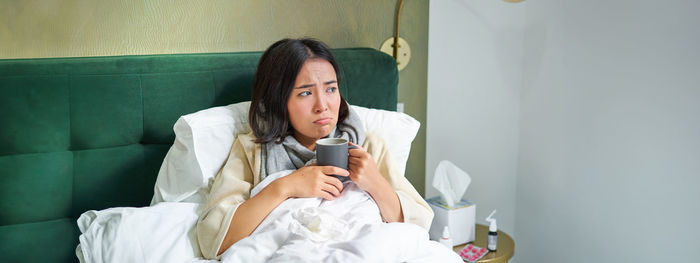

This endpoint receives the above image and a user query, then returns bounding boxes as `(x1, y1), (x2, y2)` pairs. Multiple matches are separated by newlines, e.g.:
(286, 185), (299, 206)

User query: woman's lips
(314, 117), (332, 125)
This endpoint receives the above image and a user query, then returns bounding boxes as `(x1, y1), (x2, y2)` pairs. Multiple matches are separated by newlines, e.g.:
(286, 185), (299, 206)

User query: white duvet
(77, 171), (461, 263)
(76, 202), (210, 263)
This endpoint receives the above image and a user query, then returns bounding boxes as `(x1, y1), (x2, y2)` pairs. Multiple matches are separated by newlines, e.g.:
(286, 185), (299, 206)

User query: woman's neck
(293, 134), (317, 151)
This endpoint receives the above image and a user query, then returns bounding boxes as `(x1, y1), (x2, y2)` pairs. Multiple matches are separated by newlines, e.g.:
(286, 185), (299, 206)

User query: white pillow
(151, 102), (251, 204)
(151, 102), (419, 205)
(349, 105), (419, 175)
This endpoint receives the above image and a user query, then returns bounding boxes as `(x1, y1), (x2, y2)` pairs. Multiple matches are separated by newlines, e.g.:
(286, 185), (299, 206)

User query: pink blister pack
(458, 243), (488, 262)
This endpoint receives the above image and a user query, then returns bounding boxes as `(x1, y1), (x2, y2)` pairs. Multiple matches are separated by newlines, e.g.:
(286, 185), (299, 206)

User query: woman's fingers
(348, 142), (364, 151)
(320, 182), (341, 197)
(324, 175), (344, 193)
(287, 165), (351, 200)
(348, 147), (365, 158)
(310, 166), (345, 199)
(319, 165), (349, 177)
(348, 156), (362, 165)
(318, 190), (335, 200)
(348, 157), (368, 171)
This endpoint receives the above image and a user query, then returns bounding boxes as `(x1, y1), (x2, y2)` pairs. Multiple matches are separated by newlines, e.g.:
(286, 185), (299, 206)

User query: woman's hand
(275, 165), (349, 200)
(347, 142), (386, 193)
(347, 142), (404, 223)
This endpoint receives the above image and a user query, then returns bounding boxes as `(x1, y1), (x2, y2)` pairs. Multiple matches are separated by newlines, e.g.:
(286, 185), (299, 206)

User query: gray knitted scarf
(260, 107), (365, 180)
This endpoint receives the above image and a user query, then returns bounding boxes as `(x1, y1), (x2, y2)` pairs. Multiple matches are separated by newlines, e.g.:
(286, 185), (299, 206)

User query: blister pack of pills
(458, 243), (488, 262)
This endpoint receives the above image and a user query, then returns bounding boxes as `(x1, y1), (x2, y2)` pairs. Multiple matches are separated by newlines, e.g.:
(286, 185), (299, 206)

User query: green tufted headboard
(0, 48), (398, 262)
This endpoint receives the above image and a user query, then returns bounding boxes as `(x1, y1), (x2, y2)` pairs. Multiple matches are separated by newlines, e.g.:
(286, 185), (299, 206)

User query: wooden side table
(453, 224), (514, 262)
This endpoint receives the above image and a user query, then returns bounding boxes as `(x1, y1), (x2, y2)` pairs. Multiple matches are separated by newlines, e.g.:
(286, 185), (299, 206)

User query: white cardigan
(196, 132), (433, 260)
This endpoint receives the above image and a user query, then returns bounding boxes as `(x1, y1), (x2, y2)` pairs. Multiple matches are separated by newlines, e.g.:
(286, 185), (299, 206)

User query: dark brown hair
(249, 38), (349, 144)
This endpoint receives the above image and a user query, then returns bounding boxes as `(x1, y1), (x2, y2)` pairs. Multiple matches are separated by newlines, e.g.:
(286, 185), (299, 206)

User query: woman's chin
(298, 125), (334, 141)
(316, 127), (333, 138)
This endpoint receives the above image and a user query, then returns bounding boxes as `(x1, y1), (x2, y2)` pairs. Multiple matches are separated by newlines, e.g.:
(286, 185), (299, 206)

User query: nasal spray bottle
(485, 209), (498, 251)
(439, 226), (453, 248)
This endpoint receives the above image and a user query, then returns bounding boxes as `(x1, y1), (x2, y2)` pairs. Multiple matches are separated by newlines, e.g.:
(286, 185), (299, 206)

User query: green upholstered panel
(0, 219), (78, 262)
(0, 152), (72, 225)
(142, 72), (215, 144)
(70, 75), (143, 149)
(334, 49), (398, 110)
(212, 67), (258, 106)
(143, 144), (172, 185)
(72, 144), (168, 217)
(0, 48), (397, 263)
(0, 76), (70, 156)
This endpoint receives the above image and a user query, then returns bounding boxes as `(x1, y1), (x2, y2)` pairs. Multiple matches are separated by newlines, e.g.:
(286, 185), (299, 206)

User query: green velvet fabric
(0, 219), (79, 262)
(0, 152), (73, 225)
(0, 76), (70, 155)
(71, 145), (169, 218)
(0, 48), (398, 262)
(71, 75), (143, 149)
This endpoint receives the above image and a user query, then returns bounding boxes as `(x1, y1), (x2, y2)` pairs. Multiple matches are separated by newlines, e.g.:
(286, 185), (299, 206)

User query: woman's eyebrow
(295, 84), (314, 89)
(295, 80), (337, 89)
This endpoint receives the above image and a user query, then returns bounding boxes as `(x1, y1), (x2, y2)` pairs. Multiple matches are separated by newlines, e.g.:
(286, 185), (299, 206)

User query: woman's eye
(298, 91), (311, 96)
(326, 87), (337, 93)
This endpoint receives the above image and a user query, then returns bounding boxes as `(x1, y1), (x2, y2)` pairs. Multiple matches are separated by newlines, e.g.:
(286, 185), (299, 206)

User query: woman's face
(287, 58), (341, 149)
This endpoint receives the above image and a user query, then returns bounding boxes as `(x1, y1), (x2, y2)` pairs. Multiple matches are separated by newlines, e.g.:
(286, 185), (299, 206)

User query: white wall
(516, 1), (700, 262)
(426, 0), (524, 234)
(429, 0), (700, 261)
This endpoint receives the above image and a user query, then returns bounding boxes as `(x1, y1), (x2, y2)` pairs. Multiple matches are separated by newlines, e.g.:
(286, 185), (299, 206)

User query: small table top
(453, 224), (514, 262)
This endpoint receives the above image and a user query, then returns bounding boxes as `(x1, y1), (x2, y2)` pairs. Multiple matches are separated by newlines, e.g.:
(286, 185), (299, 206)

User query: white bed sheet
(77, 171), (460, 263)
(220, 170), (461, 262)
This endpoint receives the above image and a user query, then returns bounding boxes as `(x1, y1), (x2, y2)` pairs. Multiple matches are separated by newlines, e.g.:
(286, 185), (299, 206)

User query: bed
(0, 48), (459, 262)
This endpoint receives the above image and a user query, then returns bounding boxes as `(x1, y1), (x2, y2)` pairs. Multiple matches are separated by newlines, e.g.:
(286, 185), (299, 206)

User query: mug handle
(333, 144), (359, 183)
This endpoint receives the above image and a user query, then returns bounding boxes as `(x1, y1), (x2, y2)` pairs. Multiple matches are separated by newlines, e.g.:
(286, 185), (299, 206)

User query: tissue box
(427, 197), (475, 246)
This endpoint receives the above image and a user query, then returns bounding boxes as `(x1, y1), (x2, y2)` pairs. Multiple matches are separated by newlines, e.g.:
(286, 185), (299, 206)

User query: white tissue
(289, 207), (349, 243)
(432, 160), (471, 207)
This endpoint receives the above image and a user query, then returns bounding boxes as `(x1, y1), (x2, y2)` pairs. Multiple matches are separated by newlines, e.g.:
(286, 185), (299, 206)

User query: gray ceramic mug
(315, 138), (358, 182)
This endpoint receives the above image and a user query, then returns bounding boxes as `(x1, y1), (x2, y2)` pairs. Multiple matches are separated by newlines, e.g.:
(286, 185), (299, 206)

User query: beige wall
(1, 0), (429, 194)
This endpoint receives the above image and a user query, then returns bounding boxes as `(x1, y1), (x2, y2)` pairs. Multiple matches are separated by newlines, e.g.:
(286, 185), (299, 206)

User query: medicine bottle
(439, 226), (453, 249)
(486, 210), (498, 251)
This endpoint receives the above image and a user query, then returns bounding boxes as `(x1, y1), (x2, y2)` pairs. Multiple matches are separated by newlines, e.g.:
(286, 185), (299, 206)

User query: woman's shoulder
(236, 130), (256, 142)
(364, 132), (386, 144)
(234, 131), (261, 153)
(362, 132), (389, 152)
(231, 130), (262, 179)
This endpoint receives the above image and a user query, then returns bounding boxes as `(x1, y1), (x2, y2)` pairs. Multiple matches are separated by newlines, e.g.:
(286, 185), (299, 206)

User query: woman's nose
(313, 93), (328, 113)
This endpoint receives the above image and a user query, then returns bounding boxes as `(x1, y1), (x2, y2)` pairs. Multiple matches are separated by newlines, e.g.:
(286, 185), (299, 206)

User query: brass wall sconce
(380, 0), (410, 71)
(380, 0), (523, 71)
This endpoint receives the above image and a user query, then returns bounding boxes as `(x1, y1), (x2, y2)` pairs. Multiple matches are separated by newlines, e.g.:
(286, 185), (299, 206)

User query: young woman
(196, 38), (432, 259)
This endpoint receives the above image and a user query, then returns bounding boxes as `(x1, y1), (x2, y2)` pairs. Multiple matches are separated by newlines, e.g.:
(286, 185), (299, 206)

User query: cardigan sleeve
(363, 133), (434, 230)
(196, 132), (432, 259)
(196, 136), (256, 260)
